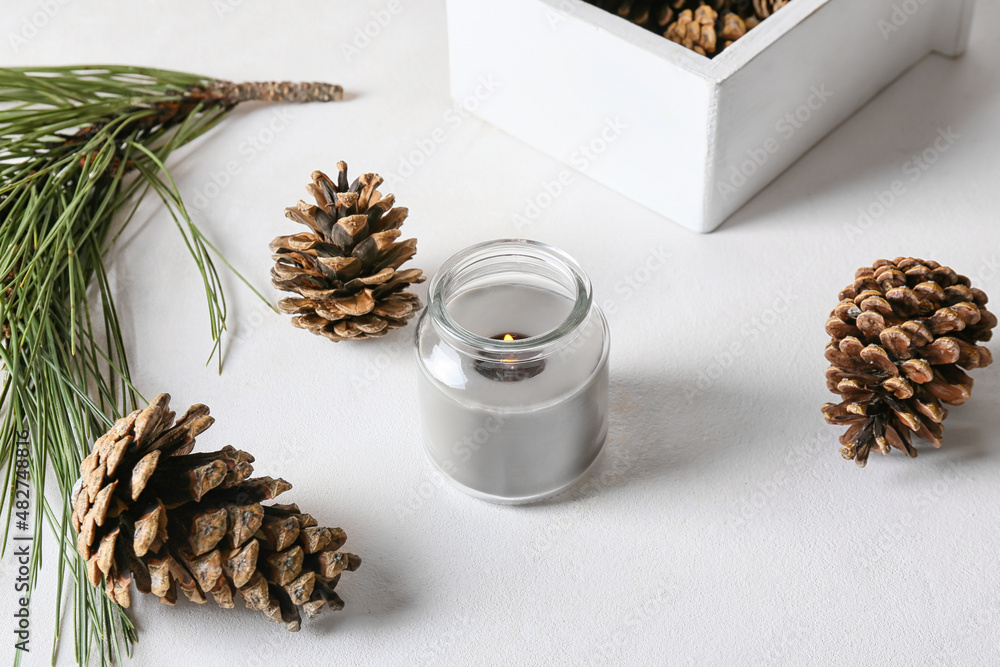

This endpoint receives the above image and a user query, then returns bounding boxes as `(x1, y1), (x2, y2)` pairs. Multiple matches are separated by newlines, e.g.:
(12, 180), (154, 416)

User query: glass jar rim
(427, 239), (594, 355)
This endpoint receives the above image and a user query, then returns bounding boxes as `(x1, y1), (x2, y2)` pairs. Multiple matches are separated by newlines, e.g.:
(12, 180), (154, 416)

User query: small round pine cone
(586, 1), (759, 56)
(609, 0), (689, 31)
(753, 0), (789, 19)
(720, 12), (748, 46)
(665, 5), (719, 56)
(271, 162), (425, 342)
(822, 258), (996, 467)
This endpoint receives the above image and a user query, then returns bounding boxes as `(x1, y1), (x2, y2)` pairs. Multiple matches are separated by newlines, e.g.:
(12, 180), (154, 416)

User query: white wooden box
(446, 0), (976, 233)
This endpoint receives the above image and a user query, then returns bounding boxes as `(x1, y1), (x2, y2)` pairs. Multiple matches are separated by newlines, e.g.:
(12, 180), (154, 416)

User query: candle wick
(473, 332), (545, 382)
(502, 333), (517, 363)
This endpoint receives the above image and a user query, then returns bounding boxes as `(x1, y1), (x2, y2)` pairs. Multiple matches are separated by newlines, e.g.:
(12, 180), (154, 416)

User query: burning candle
(415, 239), (610, 504)
(472, 333), (546, 382)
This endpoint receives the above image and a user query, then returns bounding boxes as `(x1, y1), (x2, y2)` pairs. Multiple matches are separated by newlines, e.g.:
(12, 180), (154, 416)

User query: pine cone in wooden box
(665, 5), (720, 56)
(594, 0), (690, 32)
(753, 0), (790, 19)
(583, 0), (783, 57)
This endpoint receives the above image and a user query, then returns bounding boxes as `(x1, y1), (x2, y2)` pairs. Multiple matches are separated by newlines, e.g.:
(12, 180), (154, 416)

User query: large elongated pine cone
(71, 394), (360, 631)
(823, 258), (996, 467)
(271, 162), (425, 342)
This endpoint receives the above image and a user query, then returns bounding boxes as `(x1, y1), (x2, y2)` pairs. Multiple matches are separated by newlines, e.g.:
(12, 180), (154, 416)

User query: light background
(4, 1), (1000, 665)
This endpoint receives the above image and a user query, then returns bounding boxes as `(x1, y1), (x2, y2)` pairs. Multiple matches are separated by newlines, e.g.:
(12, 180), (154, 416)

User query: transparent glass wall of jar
(415, 239), (610, 504)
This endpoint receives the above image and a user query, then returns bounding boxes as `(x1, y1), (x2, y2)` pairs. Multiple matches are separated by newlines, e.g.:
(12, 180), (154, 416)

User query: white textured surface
(4, 1), (1000, 665)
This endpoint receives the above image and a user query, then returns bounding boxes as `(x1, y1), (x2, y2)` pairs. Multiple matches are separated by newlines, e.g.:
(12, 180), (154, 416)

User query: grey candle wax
(415, 240), (610, 504)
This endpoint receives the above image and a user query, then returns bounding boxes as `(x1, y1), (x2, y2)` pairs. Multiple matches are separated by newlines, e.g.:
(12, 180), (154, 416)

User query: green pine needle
(0, 66), (342, 665)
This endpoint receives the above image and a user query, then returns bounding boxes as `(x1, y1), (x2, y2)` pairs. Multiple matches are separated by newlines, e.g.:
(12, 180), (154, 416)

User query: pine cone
(822, 258), (997, 467)
(752, 0), (789, 19)
(665, 5), (719, 56)
(582, 0), (780, 56)
(602, 0), (690, 31)
(71, 394), (360, 631)
(720, 12), (748, 46)
(271, 162), (425, 342)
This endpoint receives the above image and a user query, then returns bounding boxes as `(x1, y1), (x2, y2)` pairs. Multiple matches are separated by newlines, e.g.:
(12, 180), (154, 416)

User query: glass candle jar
(415, 239), (610, 504)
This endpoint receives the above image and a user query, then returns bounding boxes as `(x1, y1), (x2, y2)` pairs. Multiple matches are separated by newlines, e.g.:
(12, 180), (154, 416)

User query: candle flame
(502, 333), (516, 363)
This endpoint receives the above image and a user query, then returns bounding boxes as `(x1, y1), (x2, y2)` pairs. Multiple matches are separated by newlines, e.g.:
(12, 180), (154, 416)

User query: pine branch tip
(206, 80), (344, 105)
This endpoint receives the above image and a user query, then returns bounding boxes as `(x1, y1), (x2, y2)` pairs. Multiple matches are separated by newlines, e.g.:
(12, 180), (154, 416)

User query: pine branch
(0, 65), (343, 665)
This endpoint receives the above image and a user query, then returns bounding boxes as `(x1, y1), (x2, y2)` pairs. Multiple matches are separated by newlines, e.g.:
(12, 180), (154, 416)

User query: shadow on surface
(532, 369), (810, 505)
(718, 6), (1000, 233)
